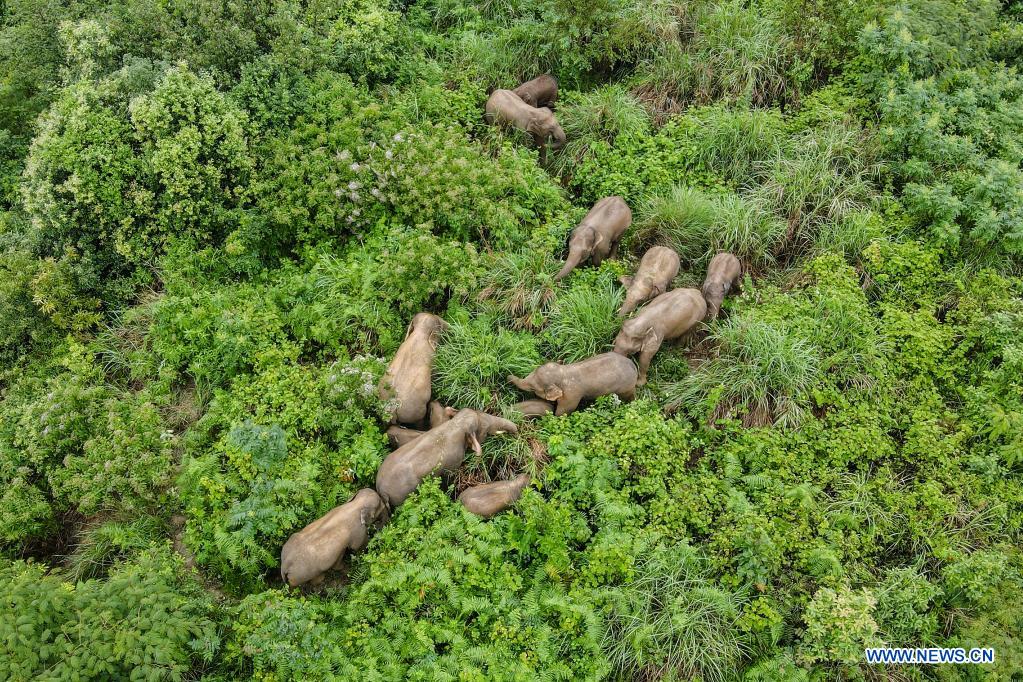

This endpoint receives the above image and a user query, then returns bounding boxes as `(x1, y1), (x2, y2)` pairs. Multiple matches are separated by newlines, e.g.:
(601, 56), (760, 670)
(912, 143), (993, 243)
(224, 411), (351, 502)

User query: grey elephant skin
(458, 474), (531, 518)
(386, 402), (456, 448)
(555, 197), (632, 281)
(613, 288), (706, 385)
(280, 488), (388, 587)
(509, 352), (637, 416)
(485, 89), (566, 149)
(619, 246), (680, 316)
(702, 252), (741, 320)
(513, 75), (558, 109)
(375, 409), (518, 509)
(510, 399), (555, 419)
(379, 313), (447, 426)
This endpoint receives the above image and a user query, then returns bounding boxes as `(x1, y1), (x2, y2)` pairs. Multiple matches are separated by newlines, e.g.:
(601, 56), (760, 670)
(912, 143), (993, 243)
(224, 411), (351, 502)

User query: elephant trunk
(507, 374), (529, 391)
(618, 293), (641, 317)
(555, 250), (585, 281)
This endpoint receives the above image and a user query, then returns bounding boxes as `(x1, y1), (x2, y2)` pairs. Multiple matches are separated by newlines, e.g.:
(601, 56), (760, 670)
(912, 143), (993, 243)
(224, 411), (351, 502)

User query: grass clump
(666, 313), (822, 427)
(544, 272), (623, 362)
(635, 185), (785, 267)
(433, 312), (542, 410)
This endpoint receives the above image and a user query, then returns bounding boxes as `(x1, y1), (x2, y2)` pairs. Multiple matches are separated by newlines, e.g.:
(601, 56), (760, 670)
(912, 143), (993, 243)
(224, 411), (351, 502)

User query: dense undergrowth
(2, 0), (1022, 679)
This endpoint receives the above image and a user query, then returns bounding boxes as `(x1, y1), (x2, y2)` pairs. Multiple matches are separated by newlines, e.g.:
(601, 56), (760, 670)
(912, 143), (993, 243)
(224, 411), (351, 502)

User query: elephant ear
(466, 430), (483, 456)
(640, 326), (658, 352)
(544, 385), (564, 401)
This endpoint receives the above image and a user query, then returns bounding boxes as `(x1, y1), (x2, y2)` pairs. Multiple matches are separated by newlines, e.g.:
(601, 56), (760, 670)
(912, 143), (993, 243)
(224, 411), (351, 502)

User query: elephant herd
(279, 79), (744, 588)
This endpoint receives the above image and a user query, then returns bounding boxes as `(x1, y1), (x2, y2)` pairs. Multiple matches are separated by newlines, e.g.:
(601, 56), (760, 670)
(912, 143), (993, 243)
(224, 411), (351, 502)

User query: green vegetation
(2, 0), (1022, 679)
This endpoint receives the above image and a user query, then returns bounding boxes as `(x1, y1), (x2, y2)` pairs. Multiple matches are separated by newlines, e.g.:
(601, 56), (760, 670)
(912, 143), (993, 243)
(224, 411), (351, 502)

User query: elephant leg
(555, 393), (582, 416)
(618, 387), (636, 402)
(609, 239), (620, 259)
(591, 251), (604, 267)
(636, 343), (659, 386)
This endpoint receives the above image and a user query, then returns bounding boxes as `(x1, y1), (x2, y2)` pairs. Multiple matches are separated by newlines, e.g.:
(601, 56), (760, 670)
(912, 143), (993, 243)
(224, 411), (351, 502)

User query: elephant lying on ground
(510, 399), (555, 419)
(386, 402), (457, 448)
(280, 488), (388, 587)
(458, 474), (531, 518)
(386, 425), (423, 448)
(379, 313), (447, 426)
(509, 353), (637, 416)
(513, 75), (558, 108)
(555, 197), (632, 281)
(485, 89), (566, 149)
(376, 410), (518, 508)
(702, 253), (741, 320)
(619, 246), (680, 316)
(613, 288), (706, 385)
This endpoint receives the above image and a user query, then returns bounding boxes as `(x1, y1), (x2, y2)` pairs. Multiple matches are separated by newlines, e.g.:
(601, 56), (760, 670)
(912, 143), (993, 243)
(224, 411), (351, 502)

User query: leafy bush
(0, 550), (217, 680)
(799, 586), (881, 664)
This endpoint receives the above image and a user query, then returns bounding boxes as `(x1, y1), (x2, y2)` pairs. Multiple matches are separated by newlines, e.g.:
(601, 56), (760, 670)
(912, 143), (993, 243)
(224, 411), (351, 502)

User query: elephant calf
(513, 75), (558, 109)
(376, 410), (518, 509)
(619, 246), (681, 316)
(509, 353), (637, 416)
(280, 488), (388, 587)
(702, 253), (741, 320)
(485, 89), (566, 149)
(458, 474), (531, 518)
(379, 313), (447, 426)
(613, 288), (706, 385)
(510, 399), (555, 419)
(555, 197), (632, 281)
(386, 425), (424, 448)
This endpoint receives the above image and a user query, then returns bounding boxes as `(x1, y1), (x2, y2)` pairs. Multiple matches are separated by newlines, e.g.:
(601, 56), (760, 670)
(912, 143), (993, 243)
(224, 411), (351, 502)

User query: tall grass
(474, 249), (558, 330)
(755, 122), (879, 250)
(67, 516), (165, 581)
(631, 0), (796, 112)
(544, 275), (623, 362)
(665, 313), (821, 428)
(634, 185), (785, 267)
(433, 314), (542, 410)
(550, 85), (650, 175)
(688, 106), (786, 184)
(603, 544), (747, 682)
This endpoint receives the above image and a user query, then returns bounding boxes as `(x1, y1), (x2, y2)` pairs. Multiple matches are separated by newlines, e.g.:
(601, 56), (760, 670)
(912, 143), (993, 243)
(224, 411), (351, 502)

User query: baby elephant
(386, 425), (423, 448)
(485, 89), (566, 149)
(509, 353), (637, 416)
(458, 474), (531, 518)
(619, 246), (681, 316)
(702, 253), (741, 320)
(555, 197), (632, 281)
(510, 399), (555, 419)
(376, 410), (518, 509)
(513, 75), (558, 109)
(613, 288), (706, 385)
(379, 313), (447, 426)
(280, 488), (388, 587)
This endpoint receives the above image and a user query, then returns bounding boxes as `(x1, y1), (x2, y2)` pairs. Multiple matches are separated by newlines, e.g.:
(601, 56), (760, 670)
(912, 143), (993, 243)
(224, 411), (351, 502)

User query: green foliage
(799, 586), (881, 664)
(603, 543), (747, 682)
(433, 312), (543, 410)
(544, 269), (623, 362)
(2, 0), (1023, 678)
(636, 184), (786, 267)
(0, 550), (217, 681)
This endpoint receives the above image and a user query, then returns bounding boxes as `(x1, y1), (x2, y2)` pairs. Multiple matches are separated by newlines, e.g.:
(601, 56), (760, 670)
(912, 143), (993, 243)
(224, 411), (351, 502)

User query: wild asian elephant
(613, 288), (706, 385)
(485, 89), (566, 149)
(386, 425), (424, 448)
(379, 313), (447, 426)
(513, 75), (558, 109)
(280, 488), (388, 587)
(510, 399), (555, 419)
(619, 246), (680, 316)
(701, 252), (741, 320)
(375, 410), (518, 509)
(458, 474), (531, 518)
(508, 353), (637, 416)
(555, 197), (632, 281)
